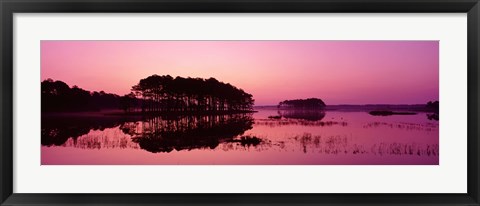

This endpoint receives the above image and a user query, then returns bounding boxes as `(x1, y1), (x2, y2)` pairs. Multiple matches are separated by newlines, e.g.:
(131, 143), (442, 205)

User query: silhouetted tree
(42, 75), (254, 114)
(426, 100), (439, 121)
(426, 101), (439, 113)
(120, 92), (137, 113)
(278, 98), (326, 110)
(131, 75), (255, 113)
(42, 79), (123, 112)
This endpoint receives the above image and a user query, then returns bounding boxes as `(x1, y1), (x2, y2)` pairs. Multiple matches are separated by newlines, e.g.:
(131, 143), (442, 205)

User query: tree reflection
(256, 119), (347, 127)
(277, 109), (326, 121)
(121, 114), (254, 153)
(427, 113), (439, 121)
(42, 113), (255, 153)
(41, 114), (143, 146)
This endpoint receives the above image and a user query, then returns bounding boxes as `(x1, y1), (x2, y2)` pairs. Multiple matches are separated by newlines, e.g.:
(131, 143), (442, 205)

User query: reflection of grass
(293, 133), (349, 154)
(256, 119), (348, 127)
(371, 143), (438, 156)
(62, 129), (139, 150)
(288, 133), (438, 156)
(227, 135), (265, 147)
(220, 135), (273, 152)
(57, 124), (438, 158)
(427, 113), (439, 121)
(363, 122), (438, 131)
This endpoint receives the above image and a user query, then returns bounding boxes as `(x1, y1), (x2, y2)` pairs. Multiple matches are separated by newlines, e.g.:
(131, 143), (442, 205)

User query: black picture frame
(1, 0), (479, 205)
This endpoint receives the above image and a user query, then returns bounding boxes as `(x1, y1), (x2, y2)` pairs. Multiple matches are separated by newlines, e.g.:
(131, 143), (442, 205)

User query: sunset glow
(41, 41), (439, 105)
(41, 40), (439, 165)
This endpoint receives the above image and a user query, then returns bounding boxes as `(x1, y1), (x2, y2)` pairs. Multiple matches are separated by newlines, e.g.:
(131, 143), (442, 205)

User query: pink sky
(41, 41), (438, 105)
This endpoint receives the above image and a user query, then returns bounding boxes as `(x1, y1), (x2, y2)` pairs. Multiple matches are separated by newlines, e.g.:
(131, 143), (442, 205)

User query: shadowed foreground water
(41, 108), (439, 165)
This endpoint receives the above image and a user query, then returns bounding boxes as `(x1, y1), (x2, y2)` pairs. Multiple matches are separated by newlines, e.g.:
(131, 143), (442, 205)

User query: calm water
(41, 109), (439, 165)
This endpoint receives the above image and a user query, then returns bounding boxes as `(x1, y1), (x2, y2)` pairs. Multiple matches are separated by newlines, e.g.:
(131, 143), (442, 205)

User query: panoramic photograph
(41, 40), (439, 165)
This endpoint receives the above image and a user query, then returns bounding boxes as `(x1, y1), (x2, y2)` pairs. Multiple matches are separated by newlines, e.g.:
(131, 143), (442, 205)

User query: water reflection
(427, 113), (439, 121)
(277, 109), (326, 121)
(42, 113), (255, 153)
(289, 133), (438, 156)
(41, 109), (439, 164)
(62, 129), (139, 150)
(362, 122), (438, 131)
(124, 114), (254, 153)
(256, 119), (348, 127)
(41, 114), (142, 146)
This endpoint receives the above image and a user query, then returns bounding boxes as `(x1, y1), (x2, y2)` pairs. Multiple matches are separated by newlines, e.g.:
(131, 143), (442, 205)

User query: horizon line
(254, 103), (434, 107)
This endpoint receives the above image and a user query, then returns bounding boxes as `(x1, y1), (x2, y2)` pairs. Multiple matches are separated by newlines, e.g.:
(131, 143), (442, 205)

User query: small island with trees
(368, 100), (439, 119)
(130, 75), (254, 114)
(277, 98), (326, 110)
(267, 98), (327, 120)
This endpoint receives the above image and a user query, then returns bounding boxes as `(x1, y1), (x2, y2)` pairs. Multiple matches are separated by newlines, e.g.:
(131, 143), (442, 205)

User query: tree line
(131, 75), (254, 113)
(41, 79), (127, 112)
(41, 75), (255, 113)
(426, 100), (439, 113)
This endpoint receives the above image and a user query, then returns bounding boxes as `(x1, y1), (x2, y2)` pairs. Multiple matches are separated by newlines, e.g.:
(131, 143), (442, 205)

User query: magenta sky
(41, 41), (438, 105)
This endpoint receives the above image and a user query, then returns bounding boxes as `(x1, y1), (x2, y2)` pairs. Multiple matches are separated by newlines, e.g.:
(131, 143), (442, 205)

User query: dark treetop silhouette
(426, 101), (439, 113)
(41, 79), (125, 112)
(268, 98), (327, 121)
(131, 75), (254, 114)
(426, 100), (439, 121)
(41, 75), (255, 114)
(278, 98), (326, 110)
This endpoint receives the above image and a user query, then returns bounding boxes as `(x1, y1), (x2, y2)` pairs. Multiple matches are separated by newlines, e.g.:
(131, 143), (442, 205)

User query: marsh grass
(289, 133), (438, 156)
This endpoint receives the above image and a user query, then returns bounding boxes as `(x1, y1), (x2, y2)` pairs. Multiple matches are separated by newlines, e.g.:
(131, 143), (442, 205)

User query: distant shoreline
(254, 104), (435, 113)
(254, 104), (427, 107)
